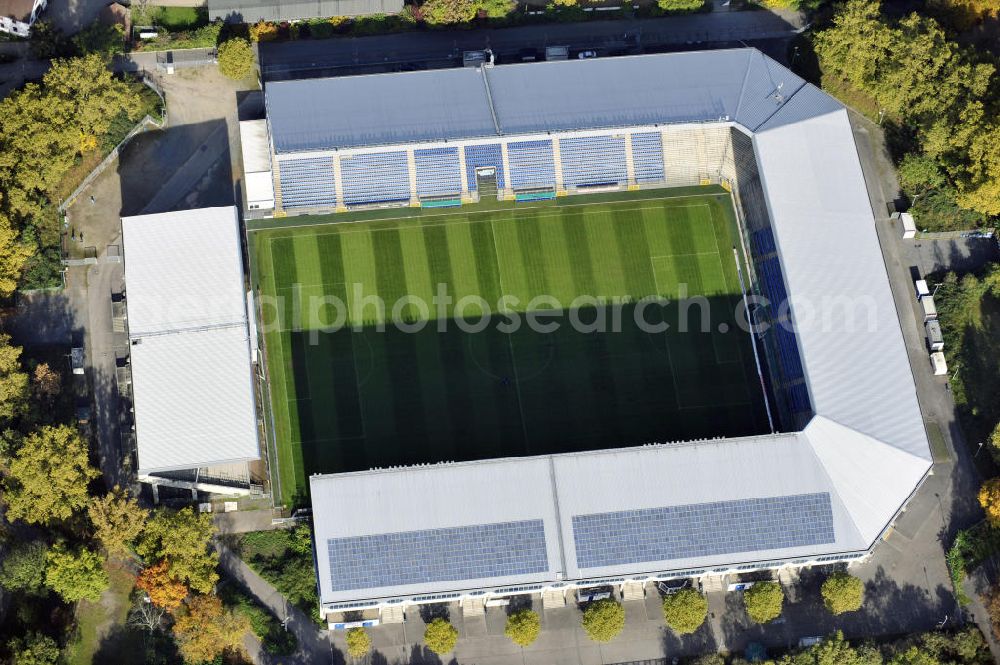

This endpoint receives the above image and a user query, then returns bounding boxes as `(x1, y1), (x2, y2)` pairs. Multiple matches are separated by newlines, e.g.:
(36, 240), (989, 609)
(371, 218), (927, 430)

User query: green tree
(88, 486), (149, 557)
(581, 599), (625, 642)
(821, 572), (865, 615)
(0, 333), (29, 423)
(137, 507), (218, 593)
(424, 617), (459, 654)
(0, 54), (141, 222)
(743, 582), (783, 624)
(0, 540), (49, 595)
(345, 627), (372, 658)
(0, 218), (34, 299)
(73, 20), (125, 59)
(217, 38), (255, 80)
(44, 544), (109, 603)
(8, 632), (61, 665)
(657, 0), (703, 11)
(897, 154), (946, 195)
(661, 588), (708, 634)
(788, 631), (882, 665)
(504, 608), (541, 647)
(4, 424), (99, 525)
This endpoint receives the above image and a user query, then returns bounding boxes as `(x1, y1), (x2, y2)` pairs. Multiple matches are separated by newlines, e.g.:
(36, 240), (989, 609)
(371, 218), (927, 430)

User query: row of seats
(277, 132), (676, 207)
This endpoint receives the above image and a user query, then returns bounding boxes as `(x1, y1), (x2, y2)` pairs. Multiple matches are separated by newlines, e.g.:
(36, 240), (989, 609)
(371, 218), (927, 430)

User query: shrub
(217, 38), (254, 80)
(346, 627), (371, 658)
(420, 0), (478, 24)
(821, 571), (864, 615)
(581, 599), (625, 642)
(657, 0), (703, 11)
(661, 588), (708, 634)
(504, 608), (541, 647)
(424, 617), (459, 654)
(249, 20), (279, 42)
(743, 582), (783, 624)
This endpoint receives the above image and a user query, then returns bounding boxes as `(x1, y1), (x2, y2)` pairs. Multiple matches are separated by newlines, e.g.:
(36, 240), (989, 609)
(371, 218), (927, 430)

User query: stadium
(238, 48), (932, 624)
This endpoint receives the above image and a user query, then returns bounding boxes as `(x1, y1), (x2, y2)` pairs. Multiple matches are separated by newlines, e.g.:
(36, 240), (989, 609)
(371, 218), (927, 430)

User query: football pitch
(251, 188), (769, 505)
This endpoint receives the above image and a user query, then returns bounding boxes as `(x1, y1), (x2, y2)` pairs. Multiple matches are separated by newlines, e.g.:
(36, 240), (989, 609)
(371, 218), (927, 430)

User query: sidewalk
(217, 543), (338, 665)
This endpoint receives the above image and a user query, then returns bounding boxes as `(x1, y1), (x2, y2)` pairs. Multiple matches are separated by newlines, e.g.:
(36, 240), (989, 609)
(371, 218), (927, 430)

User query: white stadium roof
(292, 49), (932, 608)
(122, 207), (260, 473)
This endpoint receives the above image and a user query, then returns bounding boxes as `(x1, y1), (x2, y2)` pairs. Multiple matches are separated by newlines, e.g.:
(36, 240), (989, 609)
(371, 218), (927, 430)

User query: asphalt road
(260, 9), (805, 80)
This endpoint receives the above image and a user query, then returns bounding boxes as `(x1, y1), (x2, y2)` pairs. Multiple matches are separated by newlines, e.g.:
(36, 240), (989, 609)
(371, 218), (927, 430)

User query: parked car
(577, 50), (598, 59)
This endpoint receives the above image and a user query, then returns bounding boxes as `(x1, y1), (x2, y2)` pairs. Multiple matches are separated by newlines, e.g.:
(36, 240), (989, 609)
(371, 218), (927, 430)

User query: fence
(58, 74), (166, 215)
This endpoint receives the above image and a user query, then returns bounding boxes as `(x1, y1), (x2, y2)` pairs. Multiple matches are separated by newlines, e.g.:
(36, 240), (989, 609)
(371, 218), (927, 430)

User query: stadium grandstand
(248, 48), (933, 624)
(121, 207), (263, 496)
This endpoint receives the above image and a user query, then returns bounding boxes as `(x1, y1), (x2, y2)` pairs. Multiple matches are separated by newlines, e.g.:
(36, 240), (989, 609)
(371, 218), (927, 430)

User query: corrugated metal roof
(266, 68), (497, 153)
(121, 207), (247, 337)
(240, 120), (272, 174)
(310, 435), (866, 605)
(753, 97), (930, 461)
(130, 326), (259, 473)
(208, 0), (403, 22)
(122, 207), (260, 473)
(266, 49), (792, 153)
(311, 457), (563, 604)
(485, 51), (750, 135)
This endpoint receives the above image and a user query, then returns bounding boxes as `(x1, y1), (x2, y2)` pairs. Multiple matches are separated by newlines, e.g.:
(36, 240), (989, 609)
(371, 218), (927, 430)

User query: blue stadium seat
(559, 134), (628, 187)
(631, 132), (666, 184)
(464, 143), (506, 190)
(278, 157), (336, 209)
(507, 139), (556, 191)
(414, 147), (463, 198)
(340, 151), (411, 205)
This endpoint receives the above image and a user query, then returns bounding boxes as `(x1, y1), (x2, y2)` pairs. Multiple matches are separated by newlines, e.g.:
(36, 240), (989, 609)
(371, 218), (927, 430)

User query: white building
(121, 206), (261, 495)
(239, 119), (275, 213)
(0, 0), (46, 37)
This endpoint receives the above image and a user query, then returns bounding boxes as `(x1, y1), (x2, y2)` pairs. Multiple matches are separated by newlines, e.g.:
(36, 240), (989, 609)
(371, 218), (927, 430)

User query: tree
(743, 582), (783, 624)
(88, 486), (149, 557)
(420, 0), (478, 25)
(345, 627), (372, 658)
(658, 0), (703, 11)
(504, 608), (541, 647)
(978, 478), (1000, 528)
(44, 544), (109, 603)
(0, 333), (29, 422)
(661, 588), (708, 634)
(136, 560), (189, 611)
(897, 154), (946, 195)
(4, 424), (99, 525)
(0, 219), (34, 299)
(137, 507), (218, 594)
(423, 617), (459, 654)
(172, 595), (250, 664)
(8, 633), (61, 665)
(0, 540), (49, 595)
(821, 572), (865, 615)
(0, 54), (141, 222)
(73, 20), (125, 59)
(581, 599), (625, 642)
(31, 361), (61, 402)
(217, 38), (254, 80)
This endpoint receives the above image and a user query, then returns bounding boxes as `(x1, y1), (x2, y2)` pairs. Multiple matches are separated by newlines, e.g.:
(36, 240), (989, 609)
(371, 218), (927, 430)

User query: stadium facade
(252, 48), (933, 622)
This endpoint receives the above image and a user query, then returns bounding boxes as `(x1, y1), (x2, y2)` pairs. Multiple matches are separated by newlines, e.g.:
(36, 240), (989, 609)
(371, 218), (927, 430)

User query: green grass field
(252, 189), (768, 505)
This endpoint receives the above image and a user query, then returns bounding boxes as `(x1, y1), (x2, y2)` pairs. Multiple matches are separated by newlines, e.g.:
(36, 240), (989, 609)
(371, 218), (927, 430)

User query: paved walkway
(217, 544), (339, 665)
